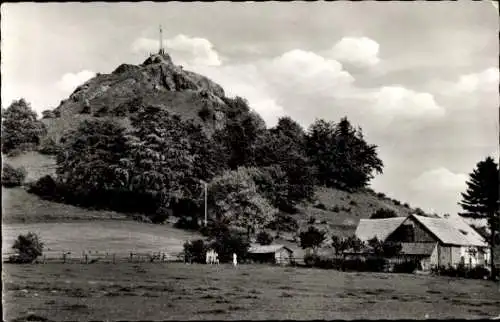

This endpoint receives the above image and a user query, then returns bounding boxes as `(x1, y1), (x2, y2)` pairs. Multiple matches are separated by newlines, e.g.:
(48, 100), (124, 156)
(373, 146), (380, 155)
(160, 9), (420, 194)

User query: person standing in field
(233, 253), (238, 267)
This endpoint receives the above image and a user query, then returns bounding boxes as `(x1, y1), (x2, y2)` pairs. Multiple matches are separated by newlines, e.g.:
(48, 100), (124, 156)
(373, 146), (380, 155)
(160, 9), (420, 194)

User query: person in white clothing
(233, 253), (238, 267)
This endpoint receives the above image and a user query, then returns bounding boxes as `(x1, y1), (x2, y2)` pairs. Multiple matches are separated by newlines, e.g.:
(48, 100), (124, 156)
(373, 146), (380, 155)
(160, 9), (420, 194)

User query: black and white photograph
(2, 2), (499, 320)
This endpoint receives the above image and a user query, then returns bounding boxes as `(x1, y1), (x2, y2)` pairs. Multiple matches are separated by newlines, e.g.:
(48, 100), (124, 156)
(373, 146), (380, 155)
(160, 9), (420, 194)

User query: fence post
(130, 252), (133, 262)
(85, 254), (88, 264)
(62, 252), (66, 264)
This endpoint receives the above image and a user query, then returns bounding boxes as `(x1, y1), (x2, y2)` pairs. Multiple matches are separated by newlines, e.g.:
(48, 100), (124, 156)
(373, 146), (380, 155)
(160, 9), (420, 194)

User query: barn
(248, 244), (294, 265)
(355, 214), (490, 271)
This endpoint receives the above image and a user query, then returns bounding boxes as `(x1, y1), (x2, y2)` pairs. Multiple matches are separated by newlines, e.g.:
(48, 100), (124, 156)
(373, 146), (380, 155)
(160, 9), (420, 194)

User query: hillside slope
(42, 52), (229, 143)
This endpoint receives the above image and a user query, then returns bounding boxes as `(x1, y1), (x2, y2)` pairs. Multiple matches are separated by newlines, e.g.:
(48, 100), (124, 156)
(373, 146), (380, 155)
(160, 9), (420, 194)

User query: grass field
(2, 221), (203, 260)
(3, 263), (500, 321)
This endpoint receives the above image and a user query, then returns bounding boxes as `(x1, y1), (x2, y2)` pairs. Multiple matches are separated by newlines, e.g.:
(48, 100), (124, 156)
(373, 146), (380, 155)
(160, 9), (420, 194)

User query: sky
(1, 2), (499, 216)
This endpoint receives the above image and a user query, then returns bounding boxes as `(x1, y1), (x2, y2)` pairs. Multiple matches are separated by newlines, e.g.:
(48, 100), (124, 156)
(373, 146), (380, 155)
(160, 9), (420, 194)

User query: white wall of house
(274, 248), (292, 265)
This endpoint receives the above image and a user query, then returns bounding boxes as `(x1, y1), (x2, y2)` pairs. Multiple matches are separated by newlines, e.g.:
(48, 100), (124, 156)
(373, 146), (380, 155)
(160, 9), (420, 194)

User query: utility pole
(204, 181), (208, 227)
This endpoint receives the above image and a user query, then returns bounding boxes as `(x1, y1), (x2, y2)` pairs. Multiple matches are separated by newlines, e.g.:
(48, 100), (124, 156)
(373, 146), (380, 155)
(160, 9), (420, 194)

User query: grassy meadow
(3, 263), (500, 321)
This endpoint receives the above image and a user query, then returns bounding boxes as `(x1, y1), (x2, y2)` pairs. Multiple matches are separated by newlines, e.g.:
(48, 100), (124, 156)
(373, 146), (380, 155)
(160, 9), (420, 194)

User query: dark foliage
(370, 208), (398, 219)
(10, 232), (44, 264)
(392, 261), (418, 274)
(2, 164), (27, 188)
(174, 216), (200, 230)
(183, 239), (208, 264)
(314, 203), (327, 210)
(265, 214), (299, 233)
(299, 226), (326, 251)
(1, 99), (47, 154)
(458, 156), (499, 279)
(306, 117), (383, 191)
(256, 231), (274, 245)
(209, 230), (251, 263)
(38, 138), (61, 155)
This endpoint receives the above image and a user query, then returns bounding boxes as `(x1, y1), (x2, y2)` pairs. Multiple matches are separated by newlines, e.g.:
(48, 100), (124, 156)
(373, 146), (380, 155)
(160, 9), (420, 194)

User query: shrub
(376, 192), (386, 199)
(392, 199), (401, 206)
(198, 105), (215, 122)
(303, 253), (320, 267)
(183, 239), (208, 264)
(331, 205), (340, 212)
(307, 216), (316, 225)
(320, 219), (327, 224)
(2, 164), (27, 188)
(265, 214), (299, 233)
(403, 203), (410, 208)
(10, 232), (44, 264)
(349, 200), (357, 206)
(210, 231), (250, 263)
(393, 261), (418, 273)
(299, 226), (326, 251)
(38, 138), (60, 155)
(256, 231), (273, 245)
(314, 203), (327, 210)
(370, 208), (398, 219)
(174, 216), (200, 230)
(27, 175), (58, 199)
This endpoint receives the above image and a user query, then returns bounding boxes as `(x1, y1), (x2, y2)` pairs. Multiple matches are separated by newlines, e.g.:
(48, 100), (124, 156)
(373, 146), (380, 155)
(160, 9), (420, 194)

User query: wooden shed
(248, 244), (294, 265)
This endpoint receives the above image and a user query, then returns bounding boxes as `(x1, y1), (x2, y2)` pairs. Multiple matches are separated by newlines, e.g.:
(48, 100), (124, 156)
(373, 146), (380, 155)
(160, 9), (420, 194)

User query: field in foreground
(3, 263), (500, 321)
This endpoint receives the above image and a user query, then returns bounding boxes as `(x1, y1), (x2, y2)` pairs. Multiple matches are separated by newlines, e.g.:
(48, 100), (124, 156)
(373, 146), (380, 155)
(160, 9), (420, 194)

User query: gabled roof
(411, 215), (488, 247)
(248, 244), (293, 254)
(355, 217), (407, 242)
(400, 242), (436, 256)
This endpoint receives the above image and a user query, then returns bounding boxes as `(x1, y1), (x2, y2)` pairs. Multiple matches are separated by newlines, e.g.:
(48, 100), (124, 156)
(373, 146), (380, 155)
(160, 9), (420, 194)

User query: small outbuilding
(248, 244), (294, 265)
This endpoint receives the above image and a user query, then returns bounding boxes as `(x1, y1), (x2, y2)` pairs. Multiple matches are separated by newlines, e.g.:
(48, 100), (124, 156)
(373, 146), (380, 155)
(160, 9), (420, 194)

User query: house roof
(248, 244), (293, 254)
(355, 217), (407, 242)
(411, 215), (488, 247)
(400, 242), (436, 256)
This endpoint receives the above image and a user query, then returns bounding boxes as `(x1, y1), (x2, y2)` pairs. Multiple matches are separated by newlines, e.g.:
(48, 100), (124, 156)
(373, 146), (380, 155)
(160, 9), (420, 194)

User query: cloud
(437, 67), (500, 96)
(56, 70), (95, 92)
(330, 37), (381, 68)
(410, 167), (468, 192)
(132, 34), (221, 67)
(368, 86), (445, 120)
(266, 49), (355, 94)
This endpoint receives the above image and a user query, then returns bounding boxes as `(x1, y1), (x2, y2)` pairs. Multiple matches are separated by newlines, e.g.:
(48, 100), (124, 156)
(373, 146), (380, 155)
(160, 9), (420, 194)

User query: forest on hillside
(2, 97), (383, 233)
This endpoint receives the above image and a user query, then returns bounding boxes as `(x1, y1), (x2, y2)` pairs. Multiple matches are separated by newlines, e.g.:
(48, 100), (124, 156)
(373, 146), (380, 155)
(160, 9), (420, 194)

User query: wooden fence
(3, 251), (184, 264)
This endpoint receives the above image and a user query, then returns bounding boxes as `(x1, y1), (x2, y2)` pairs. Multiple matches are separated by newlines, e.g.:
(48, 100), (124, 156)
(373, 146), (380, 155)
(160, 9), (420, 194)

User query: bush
(38, 138), (60, 155)
(210, 231), (250, 263)
(183, 239), (208, 264)
(331, 205), (340, 212)
(314, 203), (327, 210)
(370, 208), (398, 219)
(265, 214), (299, 233)
(403, 203), (410, 208)
(376, 192), (386, 199)
(2, 164), (27, 187)
(303, 253), (320, 267)
(174, 216), (200, 230)
(10, 232), (44, 264)
(307, 216), (316, 225)
(198, 105), (215, 122)
(27, 175), (58, 199)
(392, 199), (401, 206)
(349, 200), (357, 206)
(256, 231), (274, 245)
(393, 261), (418, 273)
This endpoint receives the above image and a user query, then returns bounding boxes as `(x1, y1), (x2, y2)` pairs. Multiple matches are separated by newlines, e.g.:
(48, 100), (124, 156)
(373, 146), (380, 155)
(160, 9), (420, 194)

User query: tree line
(10, 96), (383, 234)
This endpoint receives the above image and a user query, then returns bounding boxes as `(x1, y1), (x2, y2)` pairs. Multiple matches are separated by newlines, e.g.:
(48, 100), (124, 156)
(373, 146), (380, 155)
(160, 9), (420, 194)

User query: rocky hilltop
(42, 52), (229, 142)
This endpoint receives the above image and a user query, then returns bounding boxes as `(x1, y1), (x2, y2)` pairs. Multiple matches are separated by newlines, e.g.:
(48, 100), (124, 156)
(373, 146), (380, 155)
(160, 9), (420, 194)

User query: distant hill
(41, 52), (229, 143)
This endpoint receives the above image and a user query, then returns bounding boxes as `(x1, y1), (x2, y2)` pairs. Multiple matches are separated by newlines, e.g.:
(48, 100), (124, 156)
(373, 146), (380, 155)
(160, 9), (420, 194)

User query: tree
(367, 237), (402, 257)
(55, 119), (129, 208)
(332, 235), (365, 254)
(208, 167), (277, 238)
(299, 226), (326, 253)
(122, 106), (196, 214)
(256, 231), (274, 245)
(306, 117), (383, 191)
(458, 156), (499, 280)
(183, 239), (208, 264)
(1, 99), (47, 154)
(218, 96), (267, 169)
(210, 230), (251, 263)
(370, 208), (398, 219)
(11, 232), (44, 263)
(255, 117), (316, 210)
(1, 164), (27, 188)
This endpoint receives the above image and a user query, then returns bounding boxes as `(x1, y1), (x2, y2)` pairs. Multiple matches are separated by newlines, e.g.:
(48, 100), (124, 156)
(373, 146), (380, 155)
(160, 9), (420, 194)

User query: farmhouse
(248, 244), (294, 265)
(355, 214), (491, 271)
